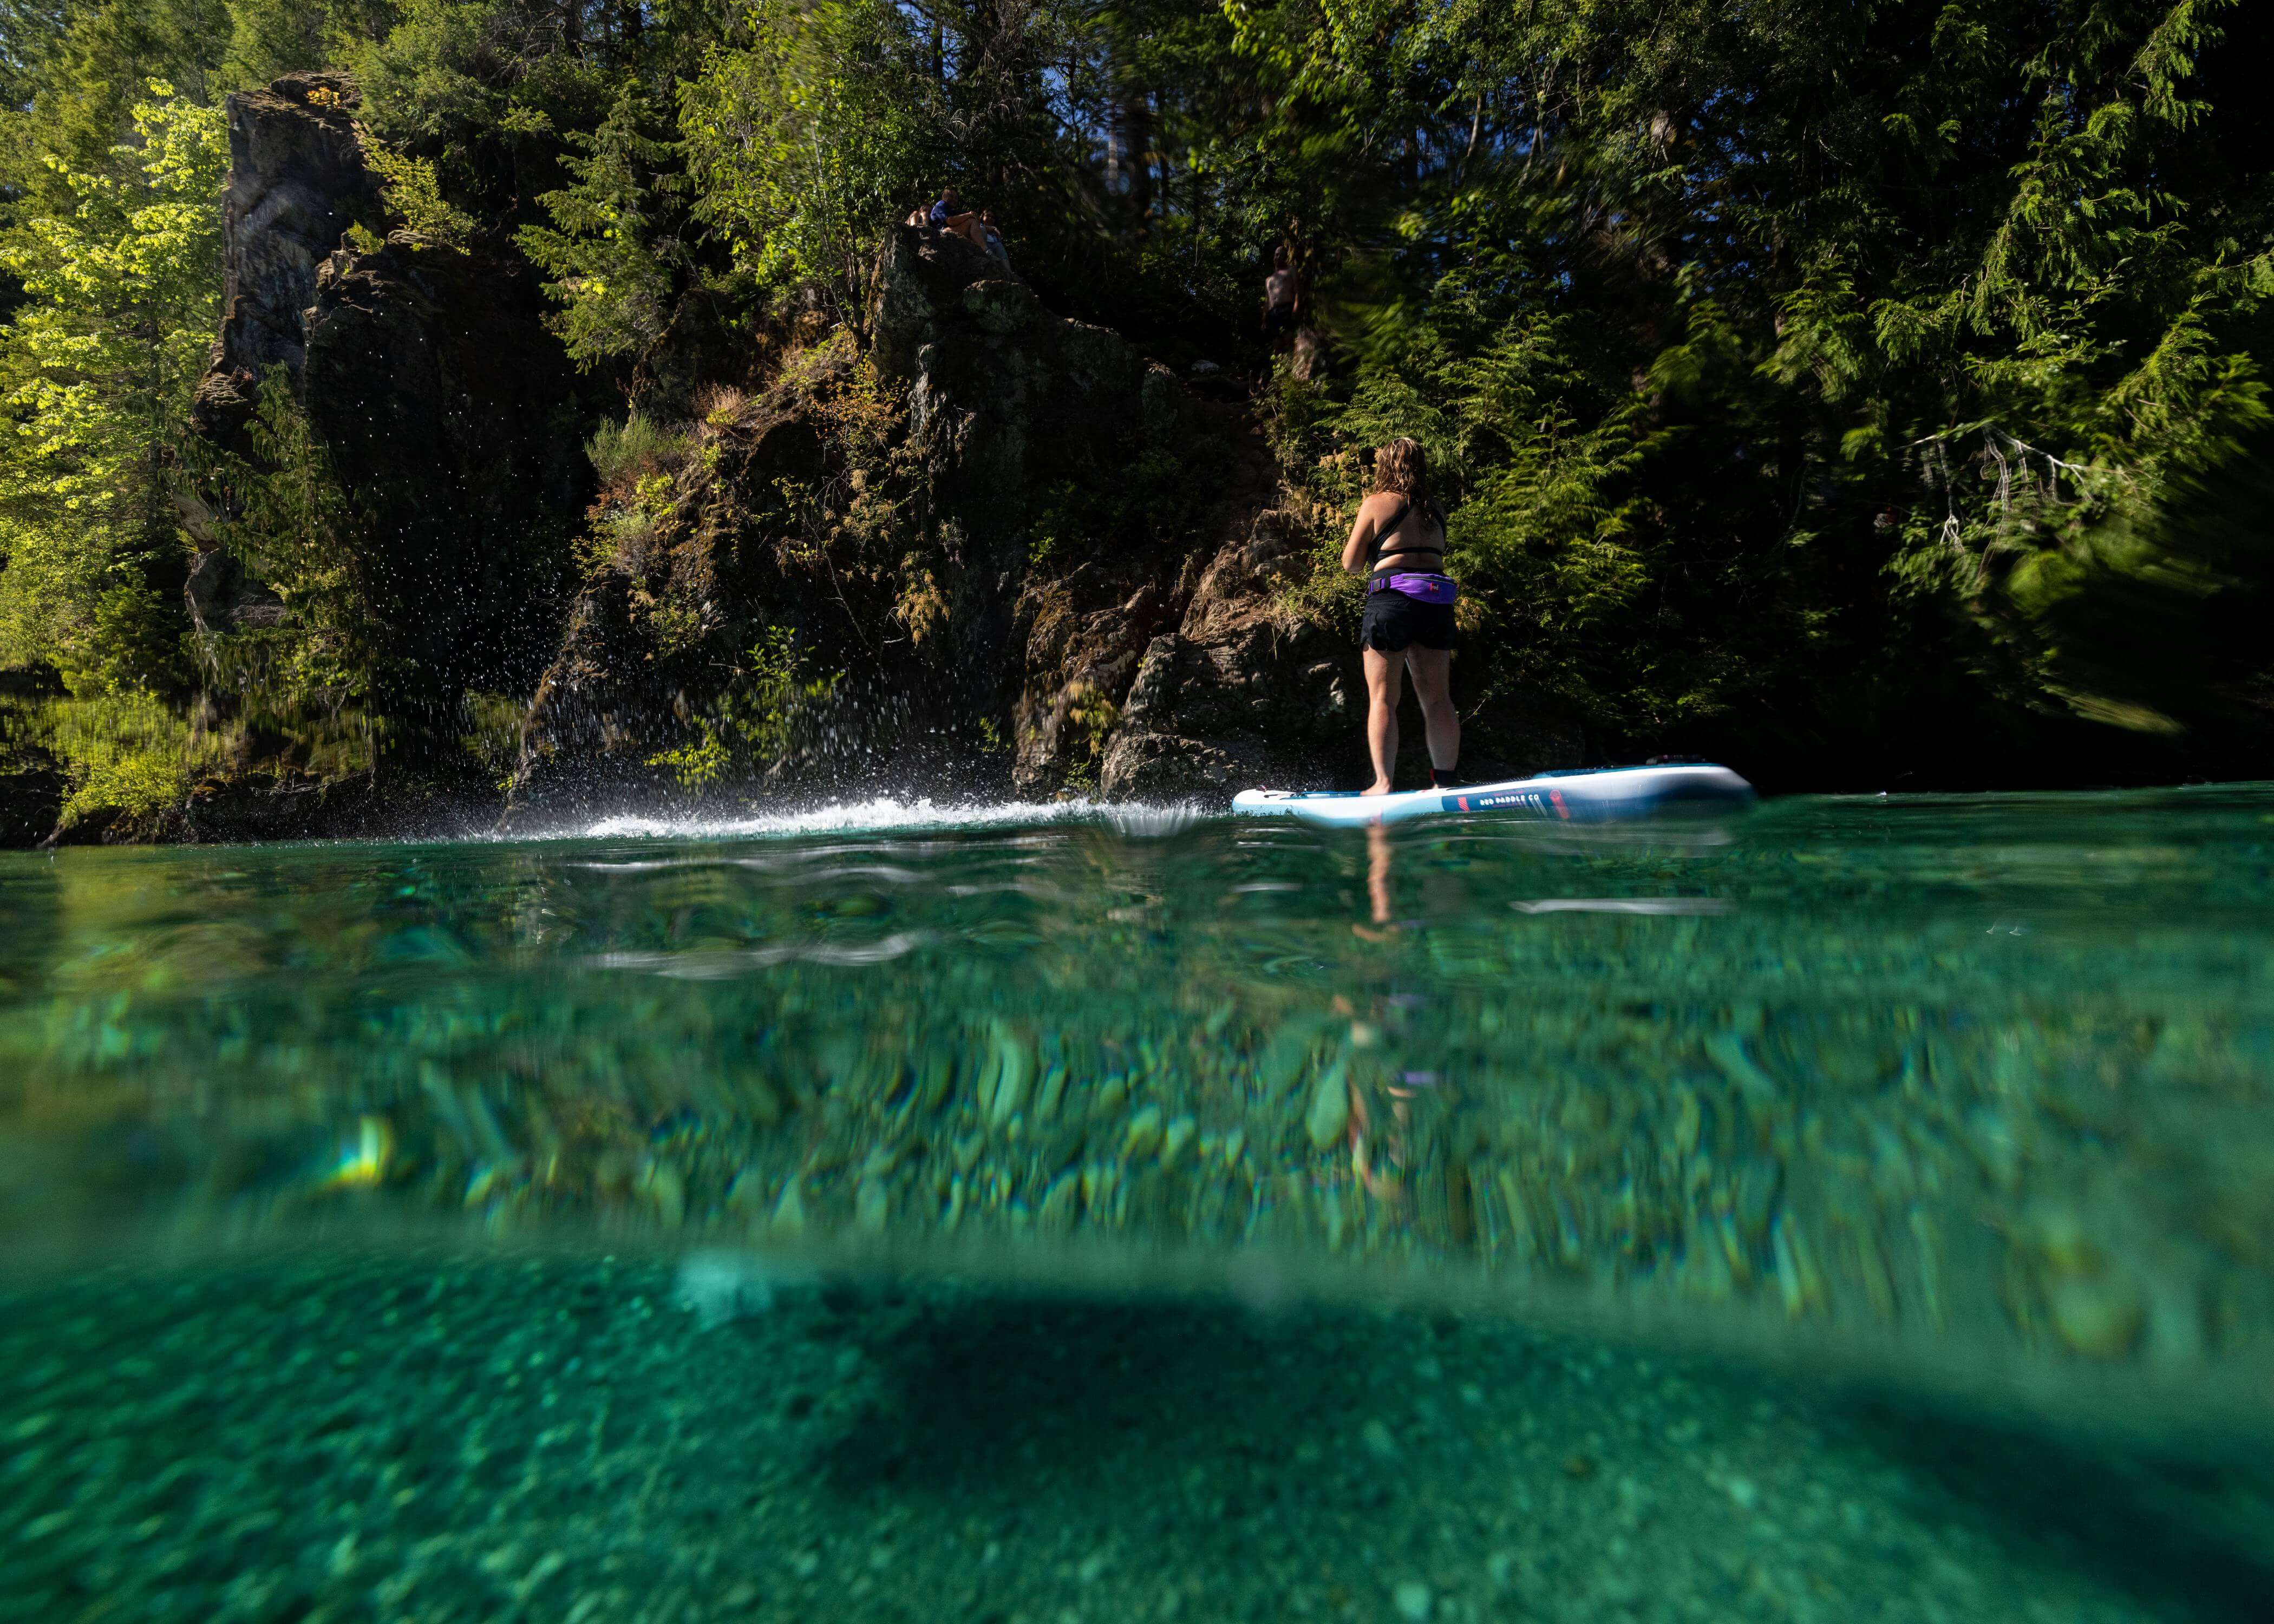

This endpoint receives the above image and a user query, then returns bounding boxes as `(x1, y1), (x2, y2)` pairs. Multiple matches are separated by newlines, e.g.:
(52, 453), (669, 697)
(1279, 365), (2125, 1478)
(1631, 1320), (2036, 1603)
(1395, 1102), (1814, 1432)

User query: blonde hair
(1371, 437), (1443, 529)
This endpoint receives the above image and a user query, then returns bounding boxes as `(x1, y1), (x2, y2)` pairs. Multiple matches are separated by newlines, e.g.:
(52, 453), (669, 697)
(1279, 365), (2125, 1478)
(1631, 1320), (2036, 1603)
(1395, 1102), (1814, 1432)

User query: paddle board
(1229, 763), (1755, 828)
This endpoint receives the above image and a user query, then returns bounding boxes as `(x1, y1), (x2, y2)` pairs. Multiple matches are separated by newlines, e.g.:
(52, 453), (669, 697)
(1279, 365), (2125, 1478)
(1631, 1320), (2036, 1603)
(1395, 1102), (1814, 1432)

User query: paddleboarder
(1342, 437), (1459, 796)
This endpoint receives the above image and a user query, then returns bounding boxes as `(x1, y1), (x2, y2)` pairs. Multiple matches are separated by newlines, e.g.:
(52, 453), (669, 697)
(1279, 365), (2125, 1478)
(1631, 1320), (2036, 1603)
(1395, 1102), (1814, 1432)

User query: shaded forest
(3, 0), (2273, 837)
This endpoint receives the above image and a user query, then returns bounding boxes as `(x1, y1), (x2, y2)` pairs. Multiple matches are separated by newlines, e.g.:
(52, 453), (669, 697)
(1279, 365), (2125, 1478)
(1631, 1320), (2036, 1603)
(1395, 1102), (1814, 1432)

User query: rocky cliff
(191, 70), (382, 436)
(502, 224), (1572, 824)
(160, 71), (597, 840)
(296, 230), (589, 732)
(139, 81), (1573, 841)
(503, 222), (1214, 820)
(501, 225), (1283, 821)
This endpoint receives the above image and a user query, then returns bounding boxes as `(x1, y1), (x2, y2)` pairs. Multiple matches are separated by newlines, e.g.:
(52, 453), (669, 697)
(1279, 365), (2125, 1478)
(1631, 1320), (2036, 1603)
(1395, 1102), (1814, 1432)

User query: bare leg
(1404, 646), (1459, 774)
(1366, 822), (1393, 925)
(1347, 1079), (1401, 1201)
(1362, 648), (1402, 795)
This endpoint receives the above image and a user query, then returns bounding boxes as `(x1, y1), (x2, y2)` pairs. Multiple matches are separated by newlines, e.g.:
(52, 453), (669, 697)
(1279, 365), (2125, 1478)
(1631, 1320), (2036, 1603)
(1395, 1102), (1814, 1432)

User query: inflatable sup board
(1230, 763), (1754, 828)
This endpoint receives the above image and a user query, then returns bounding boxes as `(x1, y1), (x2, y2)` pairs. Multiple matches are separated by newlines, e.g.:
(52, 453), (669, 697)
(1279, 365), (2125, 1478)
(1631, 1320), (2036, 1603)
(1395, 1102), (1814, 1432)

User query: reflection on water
(6, 789), (2274, 1616)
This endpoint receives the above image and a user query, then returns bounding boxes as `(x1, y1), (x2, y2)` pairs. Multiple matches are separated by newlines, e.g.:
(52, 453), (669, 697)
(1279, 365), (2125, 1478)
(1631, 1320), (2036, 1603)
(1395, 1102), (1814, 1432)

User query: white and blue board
(1230, 763), (1755, 828)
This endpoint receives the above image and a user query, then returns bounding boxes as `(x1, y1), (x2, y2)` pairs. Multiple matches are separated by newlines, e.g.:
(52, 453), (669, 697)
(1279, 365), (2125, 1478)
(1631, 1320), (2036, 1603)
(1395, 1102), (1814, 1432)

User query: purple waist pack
(1368, 572), (1459, 605)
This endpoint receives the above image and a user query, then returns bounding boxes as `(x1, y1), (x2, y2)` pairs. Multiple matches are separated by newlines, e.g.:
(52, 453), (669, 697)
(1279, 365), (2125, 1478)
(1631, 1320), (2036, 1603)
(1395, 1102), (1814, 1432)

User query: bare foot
(1358, 780), (1395, 797)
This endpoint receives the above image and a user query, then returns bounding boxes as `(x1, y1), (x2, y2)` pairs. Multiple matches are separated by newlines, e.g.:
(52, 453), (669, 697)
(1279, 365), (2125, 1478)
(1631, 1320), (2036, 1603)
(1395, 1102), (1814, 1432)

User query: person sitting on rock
(926, 185), (991, 252)
(978, 208), (1013, 269)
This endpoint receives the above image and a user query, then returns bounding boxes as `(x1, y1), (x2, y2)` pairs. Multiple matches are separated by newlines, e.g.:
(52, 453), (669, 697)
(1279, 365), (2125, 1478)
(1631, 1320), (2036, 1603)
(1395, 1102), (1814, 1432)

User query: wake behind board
(1230, 763), (1754, 829)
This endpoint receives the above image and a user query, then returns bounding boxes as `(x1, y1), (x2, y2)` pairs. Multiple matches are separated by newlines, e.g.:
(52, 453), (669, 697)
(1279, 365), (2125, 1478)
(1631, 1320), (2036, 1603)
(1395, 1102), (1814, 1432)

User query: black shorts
(1360, 585), (1458, 652)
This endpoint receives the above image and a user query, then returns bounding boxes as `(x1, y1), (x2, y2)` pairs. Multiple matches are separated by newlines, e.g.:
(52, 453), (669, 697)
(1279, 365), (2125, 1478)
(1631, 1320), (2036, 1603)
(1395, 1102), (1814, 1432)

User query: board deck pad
(1229, 763), (1754, 828)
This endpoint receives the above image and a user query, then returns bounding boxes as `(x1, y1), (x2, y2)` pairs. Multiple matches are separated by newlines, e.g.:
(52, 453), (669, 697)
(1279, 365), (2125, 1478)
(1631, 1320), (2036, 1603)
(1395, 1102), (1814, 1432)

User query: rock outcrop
(868, 226), (1579, 797)
(1096, 508), (1350, 797)
(505, 378), (835, 822)
(872, 221), (1213, 792)
(190, 69), (383, 446)
(187, 71), (591, 755)
(299, 233), (589, 727)
(506, 224), (1223, 821)
(504, 219), (1578, 820)
(0, 670), (64, 847)
(167, 93), (1572, 833)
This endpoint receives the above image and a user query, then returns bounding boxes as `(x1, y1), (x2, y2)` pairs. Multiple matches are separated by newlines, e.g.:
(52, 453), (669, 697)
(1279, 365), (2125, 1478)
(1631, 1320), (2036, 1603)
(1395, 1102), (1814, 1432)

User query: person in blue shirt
(925, 185), (992, 252)
(927, 185), (966, 228)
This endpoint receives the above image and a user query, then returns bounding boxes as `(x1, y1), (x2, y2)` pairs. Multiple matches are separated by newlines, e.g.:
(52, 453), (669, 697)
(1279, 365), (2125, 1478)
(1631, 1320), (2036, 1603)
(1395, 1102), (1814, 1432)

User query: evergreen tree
(1227, 0), (2274, 765)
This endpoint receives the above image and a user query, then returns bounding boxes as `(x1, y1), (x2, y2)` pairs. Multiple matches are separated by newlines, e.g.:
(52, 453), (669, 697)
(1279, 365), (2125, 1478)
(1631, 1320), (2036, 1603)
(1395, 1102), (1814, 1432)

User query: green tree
(219, 0), (396, 95)
(0, 0), (229, 218)
(0, 0), (77, 123)
(0, 86), (225, 695)
(348, 0), (656, 220)
(517, 81), (690, 366)
(1232, 0), (2274, 767)
(200, 369), (380, 715)
(679, 0), (943, 332)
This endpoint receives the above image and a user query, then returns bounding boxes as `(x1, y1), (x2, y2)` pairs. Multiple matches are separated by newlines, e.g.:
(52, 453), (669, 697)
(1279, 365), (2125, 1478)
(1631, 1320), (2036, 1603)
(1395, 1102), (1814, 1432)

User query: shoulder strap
(1369, 498), (1413, 563)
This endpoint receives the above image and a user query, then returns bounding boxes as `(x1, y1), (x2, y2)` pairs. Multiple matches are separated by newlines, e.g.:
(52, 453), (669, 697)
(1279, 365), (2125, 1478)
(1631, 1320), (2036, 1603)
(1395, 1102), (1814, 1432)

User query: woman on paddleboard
(1342, 438), (1459, 796)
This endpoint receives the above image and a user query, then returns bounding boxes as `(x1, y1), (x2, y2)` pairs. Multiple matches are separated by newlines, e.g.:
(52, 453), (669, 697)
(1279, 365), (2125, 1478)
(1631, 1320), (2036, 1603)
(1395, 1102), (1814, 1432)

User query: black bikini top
(1368, 497), (1444, 575)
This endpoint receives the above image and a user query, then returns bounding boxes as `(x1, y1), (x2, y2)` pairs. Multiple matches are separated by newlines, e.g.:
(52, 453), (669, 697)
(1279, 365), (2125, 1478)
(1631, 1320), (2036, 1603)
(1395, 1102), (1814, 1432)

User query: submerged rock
(673, 1249), (780, 1328)
(979, 1021), (1035, 1128)
(1306, 1060), (1351, 1151)
(1392, 1580), (1433, 1621)
(1123, 1104), (1166, 1161)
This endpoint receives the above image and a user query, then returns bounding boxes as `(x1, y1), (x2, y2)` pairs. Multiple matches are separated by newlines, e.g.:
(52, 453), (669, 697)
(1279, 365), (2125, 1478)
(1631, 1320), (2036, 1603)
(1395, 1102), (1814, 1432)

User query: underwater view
(5, 789), (2273, 1621)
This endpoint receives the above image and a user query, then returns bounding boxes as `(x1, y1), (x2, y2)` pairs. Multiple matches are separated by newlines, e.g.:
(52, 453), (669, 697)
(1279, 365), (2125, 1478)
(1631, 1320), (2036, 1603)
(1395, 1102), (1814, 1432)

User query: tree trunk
(1115, 92), (1153, 231)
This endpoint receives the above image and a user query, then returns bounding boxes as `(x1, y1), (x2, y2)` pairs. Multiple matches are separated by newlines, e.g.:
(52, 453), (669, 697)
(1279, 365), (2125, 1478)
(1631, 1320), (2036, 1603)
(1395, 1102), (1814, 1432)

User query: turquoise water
(5, 789), (2274, 1618)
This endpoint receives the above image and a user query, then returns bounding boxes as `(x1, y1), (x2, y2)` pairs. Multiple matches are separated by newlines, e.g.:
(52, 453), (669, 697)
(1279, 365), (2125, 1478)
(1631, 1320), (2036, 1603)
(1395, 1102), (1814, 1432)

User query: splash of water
(578, 796), (1203, 841)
